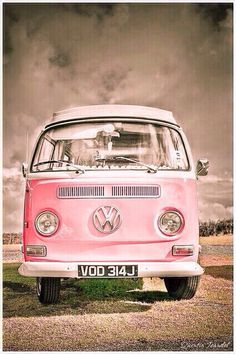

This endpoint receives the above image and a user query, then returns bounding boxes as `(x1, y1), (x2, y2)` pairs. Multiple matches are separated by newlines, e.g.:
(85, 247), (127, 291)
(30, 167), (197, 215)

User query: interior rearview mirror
(196, 159), (209, 176)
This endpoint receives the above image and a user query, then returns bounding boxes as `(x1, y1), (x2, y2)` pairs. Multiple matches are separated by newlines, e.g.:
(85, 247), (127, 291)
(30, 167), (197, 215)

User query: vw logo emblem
(93, 206), (122, 234)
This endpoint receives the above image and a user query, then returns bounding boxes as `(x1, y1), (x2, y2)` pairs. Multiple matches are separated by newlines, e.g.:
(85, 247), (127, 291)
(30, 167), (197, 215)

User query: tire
(36, 277), (61, 304)
(164, 276), (200, 300)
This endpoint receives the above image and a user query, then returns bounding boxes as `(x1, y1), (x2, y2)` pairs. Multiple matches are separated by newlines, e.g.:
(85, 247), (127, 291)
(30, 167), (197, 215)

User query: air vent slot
(58, 186), (105, 198)
(112, 185), (160, 197)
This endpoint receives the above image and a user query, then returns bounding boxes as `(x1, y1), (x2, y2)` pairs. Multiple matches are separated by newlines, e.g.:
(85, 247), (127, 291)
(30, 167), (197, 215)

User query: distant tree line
(199, 219), (233, 237)
(3, 233), (22, 244)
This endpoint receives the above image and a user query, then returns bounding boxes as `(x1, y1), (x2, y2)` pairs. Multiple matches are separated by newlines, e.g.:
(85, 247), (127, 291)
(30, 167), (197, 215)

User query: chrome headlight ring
(35, 211), (59, 236)
(158, 210), (184, 236)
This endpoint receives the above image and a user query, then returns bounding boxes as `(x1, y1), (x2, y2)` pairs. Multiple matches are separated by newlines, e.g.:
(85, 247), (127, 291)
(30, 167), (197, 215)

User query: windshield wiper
(94, 155), (157, 173)
(114, 156), (157, 173)
(33, 160), (85, 174)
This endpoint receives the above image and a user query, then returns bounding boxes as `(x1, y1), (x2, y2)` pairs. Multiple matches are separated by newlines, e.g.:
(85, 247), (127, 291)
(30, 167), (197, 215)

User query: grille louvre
(112, 185), (160, 197)
(57, 185), (160, 199)
(58, 186), (105, 198)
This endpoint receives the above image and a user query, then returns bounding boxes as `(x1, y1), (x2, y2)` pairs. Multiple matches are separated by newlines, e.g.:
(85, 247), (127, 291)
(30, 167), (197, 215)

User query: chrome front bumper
(18, 261), (204, 278)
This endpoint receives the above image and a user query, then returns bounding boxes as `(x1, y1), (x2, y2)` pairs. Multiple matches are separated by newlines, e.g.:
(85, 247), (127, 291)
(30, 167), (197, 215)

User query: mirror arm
(22, 163), (28, 178)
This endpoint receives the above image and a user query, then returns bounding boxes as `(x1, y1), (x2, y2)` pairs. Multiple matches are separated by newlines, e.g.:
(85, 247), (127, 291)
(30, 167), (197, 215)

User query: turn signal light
(172, 245), (194, 256)
(26, 245), (47, 257)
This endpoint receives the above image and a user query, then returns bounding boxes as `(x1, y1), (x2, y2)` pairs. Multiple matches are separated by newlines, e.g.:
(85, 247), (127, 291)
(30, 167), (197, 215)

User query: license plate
(78, 265), (138, 278)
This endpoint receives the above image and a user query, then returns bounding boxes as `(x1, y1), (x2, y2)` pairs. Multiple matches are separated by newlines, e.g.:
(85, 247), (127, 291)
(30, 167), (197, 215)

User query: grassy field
(3, 262), (233, 319)
(3, 265), (233, 351)
(4, 263), (152, 318)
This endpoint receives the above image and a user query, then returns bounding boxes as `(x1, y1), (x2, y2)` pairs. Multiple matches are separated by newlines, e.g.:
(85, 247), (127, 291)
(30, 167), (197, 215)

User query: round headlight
(158, 211), (184, 236)
(35, 211), (59, 236)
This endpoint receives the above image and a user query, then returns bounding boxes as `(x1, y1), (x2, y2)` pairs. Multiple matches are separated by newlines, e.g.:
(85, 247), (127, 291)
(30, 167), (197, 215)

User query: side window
(169, 129), (189, 170)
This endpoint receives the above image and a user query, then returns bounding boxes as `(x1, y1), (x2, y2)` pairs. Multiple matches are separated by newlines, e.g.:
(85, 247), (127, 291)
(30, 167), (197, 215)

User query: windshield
(31, 121), (189, 172)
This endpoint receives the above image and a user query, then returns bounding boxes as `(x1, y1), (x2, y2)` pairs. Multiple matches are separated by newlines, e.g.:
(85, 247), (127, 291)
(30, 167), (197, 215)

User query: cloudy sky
(3, 3), (233, 232)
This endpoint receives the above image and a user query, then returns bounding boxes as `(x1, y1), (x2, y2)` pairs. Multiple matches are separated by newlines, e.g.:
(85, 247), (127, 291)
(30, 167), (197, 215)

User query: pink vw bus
(19, 105), (209, 304)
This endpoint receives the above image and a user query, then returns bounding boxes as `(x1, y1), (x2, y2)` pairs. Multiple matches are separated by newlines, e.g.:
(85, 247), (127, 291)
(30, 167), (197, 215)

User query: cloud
(197, 174), (233, 222)
(199, 202), (233, 222)
(97, 66), (132, 103)
(197, 175), (232, 208)
(3, 168), (25, 232)
(3, 167), (21, 178)
(196, 3), (232, 29)
(63, 4), (116, 20)
(199, 174), (233, 183)
(49, 50), (71, 68)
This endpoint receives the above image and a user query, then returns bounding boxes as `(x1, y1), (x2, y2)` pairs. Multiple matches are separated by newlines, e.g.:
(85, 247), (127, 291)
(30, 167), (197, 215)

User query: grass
(204, 265), (233, 280)
(3, 272), (233, 351)
(3, 263), (233, 351)
(4, 263), (165, 318)
(3, 262), (233, 319)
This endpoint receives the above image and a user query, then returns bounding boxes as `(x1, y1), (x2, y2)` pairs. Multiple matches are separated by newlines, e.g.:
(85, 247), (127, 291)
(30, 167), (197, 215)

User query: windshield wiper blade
(33, 160), (85, 174)
(94, 157), (107, 163)
(114, 156), (157, 173)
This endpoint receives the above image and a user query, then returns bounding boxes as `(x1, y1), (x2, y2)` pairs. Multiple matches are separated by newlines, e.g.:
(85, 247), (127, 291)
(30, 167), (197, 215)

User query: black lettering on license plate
(78, 265), (138, 277)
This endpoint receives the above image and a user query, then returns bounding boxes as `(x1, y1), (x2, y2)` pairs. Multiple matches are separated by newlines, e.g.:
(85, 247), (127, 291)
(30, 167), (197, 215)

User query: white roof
(51, 105), (177, 125)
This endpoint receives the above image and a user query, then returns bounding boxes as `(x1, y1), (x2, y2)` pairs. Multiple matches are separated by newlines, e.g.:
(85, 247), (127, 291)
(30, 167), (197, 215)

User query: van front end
(19, 105), (208, 303)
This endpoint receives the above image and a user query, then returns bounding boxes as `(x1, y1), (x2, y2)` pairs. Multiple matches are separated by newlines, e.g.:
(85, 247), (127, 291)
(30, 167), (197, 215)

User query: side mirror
(22, 162), (28, 178)
(196, 159), (209, 176)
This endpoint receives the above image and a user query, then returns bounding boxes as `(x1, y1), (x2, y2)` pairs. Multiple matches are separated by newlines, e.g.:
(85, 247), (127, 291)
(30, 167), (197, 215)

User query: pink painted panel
(23, 176), (199, 263)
